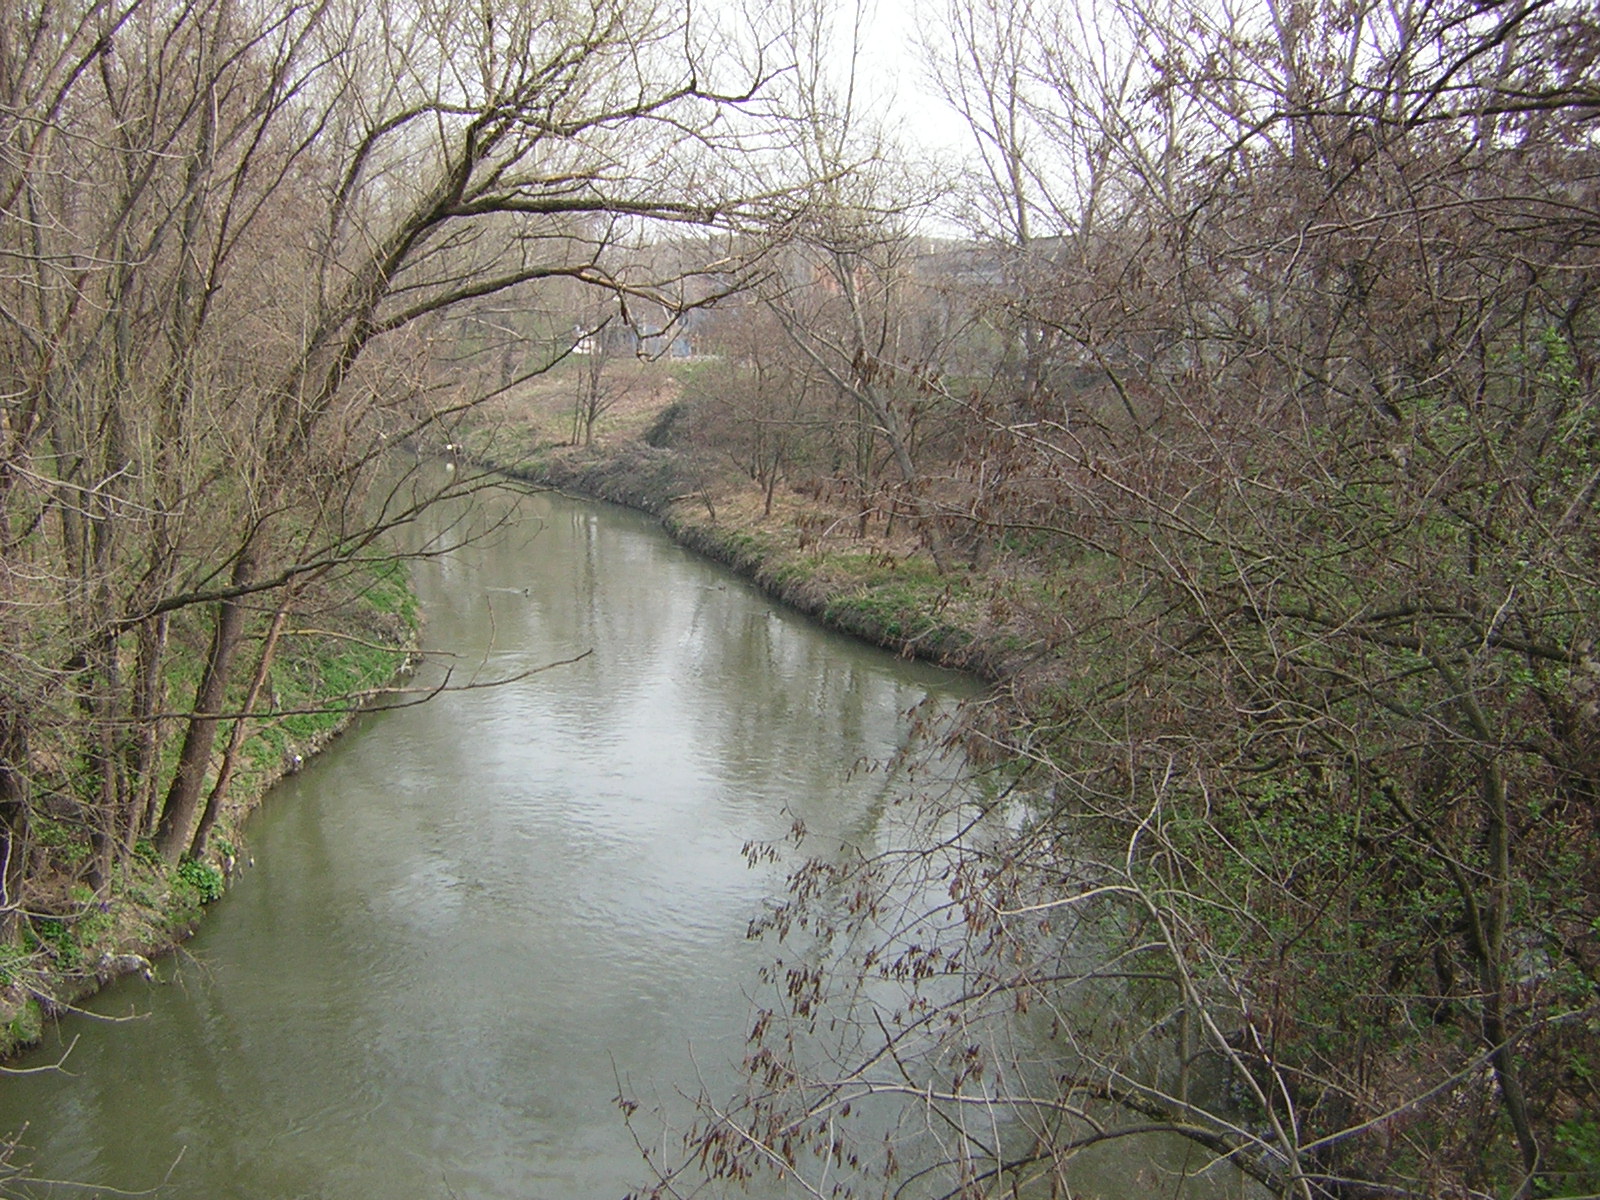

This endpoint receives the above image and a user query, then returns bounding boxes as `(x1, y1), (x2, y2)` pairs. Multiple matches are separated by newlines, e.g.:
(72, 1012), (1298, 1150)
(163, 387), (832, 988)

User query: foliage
(23, 921), (82, 973)
(173, 860), (224, 906)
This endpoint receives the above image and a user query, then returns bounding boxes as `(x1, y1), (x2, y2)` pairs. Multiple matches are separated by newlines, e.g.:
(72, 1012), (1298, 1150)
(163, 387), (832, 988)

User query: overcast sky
(846, 0), (974, 158)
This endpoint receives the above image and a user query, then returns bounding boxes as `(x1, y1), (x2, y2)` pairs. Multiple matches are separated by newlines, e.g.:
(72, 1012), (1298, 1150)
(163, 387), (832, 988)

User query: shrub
(174, 859), (224, 904)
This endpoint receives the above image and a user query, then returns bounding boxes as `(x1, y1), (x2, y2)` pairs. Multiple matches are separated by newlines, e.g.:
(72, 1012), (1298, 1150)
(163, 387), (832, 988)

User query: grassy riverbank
(0, 562), (419, 1056)
(453, 359), (1085, 702)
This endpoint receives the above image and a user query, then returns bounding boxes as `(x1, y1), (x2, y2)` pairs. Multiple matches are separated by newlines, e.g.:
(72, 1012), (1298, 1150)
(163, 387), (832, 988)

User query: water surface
(0, 483), (972, 1198)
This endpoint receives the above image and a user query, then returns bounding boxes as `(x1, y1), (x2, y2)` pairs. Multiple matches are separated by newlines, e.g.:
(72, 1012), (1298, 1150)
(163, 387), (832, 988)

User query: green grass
(240, 557), (418, 781)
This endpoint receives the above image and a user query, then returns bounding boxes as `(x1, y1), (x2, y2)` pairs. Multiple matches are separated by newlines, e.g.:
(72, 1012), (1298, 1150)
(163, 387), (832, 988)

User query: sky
(697, 0), (979, 161)
(839, 0), (975, 158)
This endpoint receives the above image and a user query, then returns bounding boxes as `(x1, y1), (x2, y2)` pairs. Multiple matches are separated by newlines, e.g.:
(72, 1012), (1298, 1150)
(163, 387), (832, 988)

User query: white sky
(847, 0), (974, 158)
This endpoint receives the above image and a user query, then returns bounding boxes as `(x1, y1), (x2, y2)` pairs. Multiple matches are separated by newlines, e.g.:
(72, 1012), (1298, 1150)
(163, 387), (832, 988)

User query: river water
(0, 480), (1263, 1199)
(0, 483), (978, 1199)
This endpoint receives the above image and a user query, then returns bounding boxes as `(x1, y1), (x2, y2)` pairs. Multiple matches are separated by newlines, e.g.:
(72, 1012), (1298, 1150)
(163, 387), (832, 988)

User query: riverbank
(452, 368), (1105, 765)
(504, 442), (1000, 674)
(466, 427), (1087, 715)
(0, 567), (419, 1058)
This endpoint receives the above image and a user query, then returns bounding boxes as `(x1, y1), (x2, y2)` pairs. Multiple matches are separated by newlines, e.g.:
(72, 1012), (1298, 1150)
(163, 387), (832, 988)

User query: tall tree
(665, 1), (1600, 1197)
(0, 0), (794, 925)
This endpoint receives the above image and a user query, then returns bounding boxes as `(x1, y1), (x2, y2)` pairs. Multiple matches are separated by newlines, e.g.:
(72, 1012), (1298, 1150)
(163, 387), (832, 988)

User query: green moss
(7, 999), (42, 1046)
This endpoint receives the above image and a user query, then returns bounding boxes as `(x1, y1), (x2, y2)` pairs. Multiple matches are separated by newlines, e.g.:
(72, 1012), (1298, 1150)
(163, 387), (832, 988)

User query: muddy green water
(0, 484), (978, 1198)
(0, 481), (1257, 1200)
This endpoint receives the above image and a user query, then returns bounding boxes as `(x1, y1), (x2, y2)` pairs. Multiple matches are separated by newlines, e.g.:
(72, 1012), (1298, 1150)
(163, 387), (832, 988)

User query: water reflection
(0, 478), (971, 1199)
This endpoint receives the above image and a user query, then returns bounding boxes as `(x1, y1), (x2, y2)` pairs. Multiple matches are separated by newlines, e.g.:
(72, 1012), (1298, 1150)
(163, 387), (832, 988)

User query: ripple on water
(0, 490), (975, 1200)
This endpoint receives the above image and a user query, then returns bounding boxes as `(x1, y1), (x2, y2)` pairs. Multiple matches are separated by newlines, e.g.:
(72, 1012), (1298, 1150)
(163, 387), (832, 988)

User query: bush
(174, 859), (224, 904)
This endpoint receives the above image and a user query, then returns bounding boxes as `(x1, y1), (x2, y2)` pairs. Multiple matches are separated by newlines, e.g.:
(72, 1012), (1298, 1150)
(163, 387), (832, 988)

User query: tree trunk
(154, 544), (258, 862)
(128, 613), (171, 848)
(191, 602), (289, 860)
(0, 713), (31, 942)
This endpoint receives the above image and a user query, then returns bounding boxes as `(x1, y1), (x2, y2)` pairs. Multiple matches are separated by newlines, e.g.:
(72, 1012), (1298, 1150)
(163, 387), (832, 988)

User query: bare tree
(653, 1), (1600, 1197)
(0, 0), (797, 939)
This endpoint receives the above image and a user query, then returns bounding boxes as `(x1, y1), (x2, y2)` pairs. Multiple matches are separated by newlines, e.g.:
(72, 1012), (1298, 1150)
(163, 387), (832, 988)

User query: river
(0, 478), (1266, 1199)
(0, 482), (978, 1199)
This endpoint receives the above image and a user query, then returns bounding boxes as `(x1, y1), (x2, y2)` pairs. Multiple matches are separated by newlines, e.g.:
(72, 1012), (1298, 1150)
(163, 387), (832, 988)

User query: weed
(7, 999), (42, 1045)
(25, 918), (83, 971)
(173, 859), (224, 904)
(0, 943), (31, 988)
(1552, 1115), (1600, 1196)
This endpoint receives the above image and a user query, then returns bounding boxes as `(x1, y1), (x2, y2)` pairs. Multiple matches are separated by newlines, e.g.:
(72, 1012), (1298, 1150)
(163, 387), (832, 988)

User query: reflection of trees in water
(647, 754), (1273, 1200)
